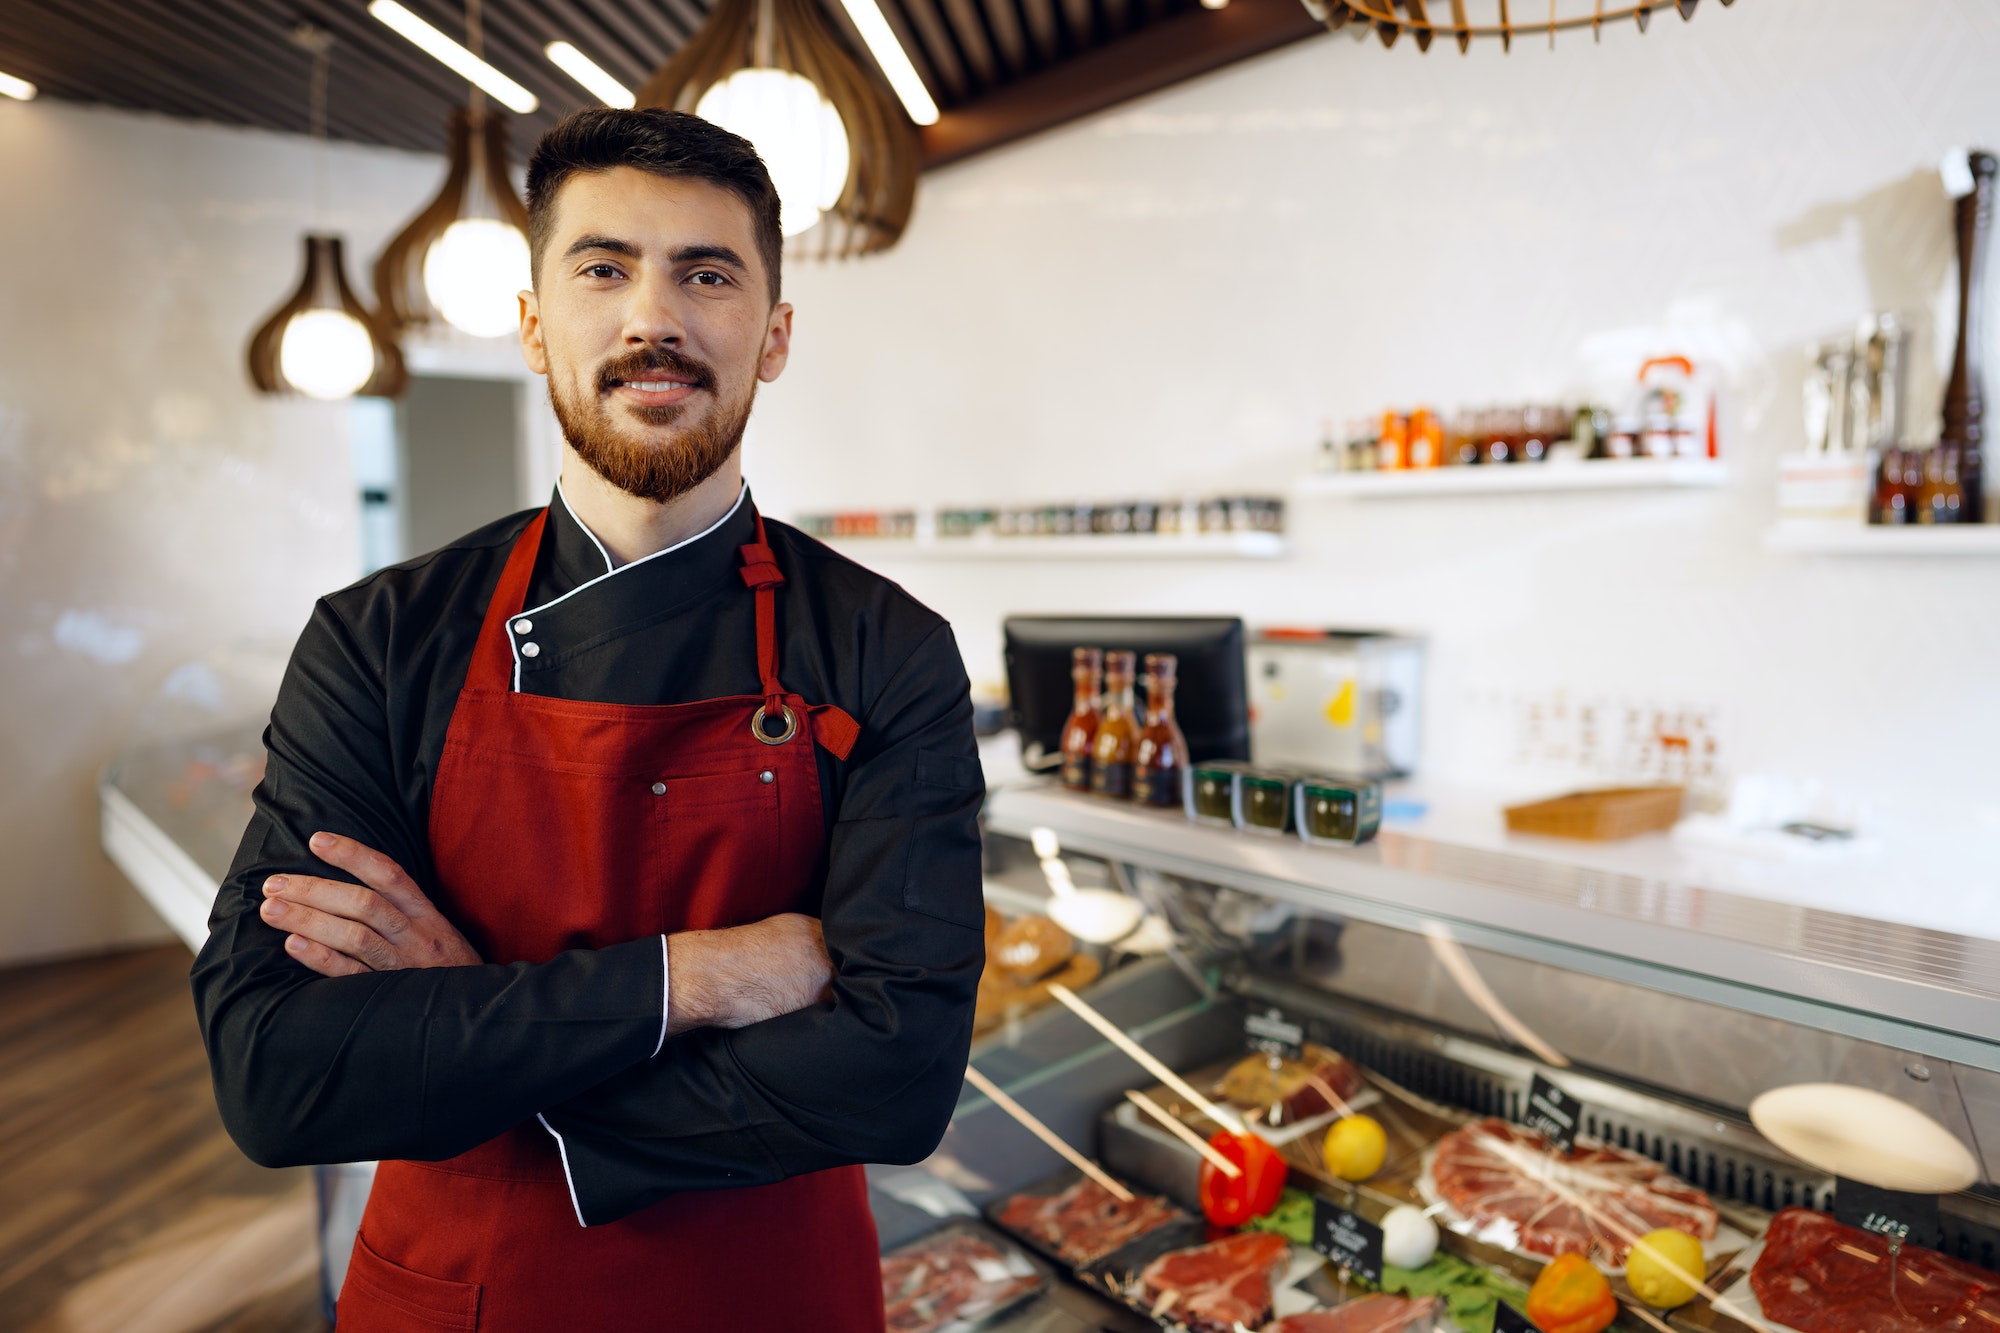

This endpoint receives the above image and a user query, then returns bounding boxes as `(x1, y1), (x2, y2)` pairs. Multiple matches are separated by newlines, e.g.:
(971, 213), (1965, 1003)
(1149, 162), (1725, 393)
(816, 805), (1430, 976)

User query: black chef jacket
(191, 484), (985, 1225)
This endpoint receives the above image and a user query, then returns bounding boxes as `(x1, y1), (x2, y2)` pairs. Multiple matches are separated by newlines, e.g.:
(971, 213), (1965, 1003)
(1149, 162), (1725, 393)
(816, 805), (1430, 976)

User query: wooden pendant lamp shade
(371, 108), (531, 333)
(1312, 0), (1728, 52)
(248, 237), (408, 398)
(635, 0), (919, 260)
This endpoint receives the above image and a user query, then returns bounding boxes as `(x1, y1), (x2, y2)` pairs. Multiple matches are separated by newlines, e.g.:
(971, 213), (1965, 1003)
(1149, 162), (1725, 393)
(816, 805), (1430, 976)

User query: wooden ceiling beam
(918, 0), (1321, 169)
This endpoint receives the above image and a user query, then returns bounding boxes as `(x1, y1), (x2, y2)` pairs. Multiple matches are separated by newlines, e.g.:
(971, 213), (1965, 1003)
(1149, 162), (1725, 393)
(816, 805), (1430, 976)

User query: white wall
(748, 0), (2000, 841)
(0, 99), (445, 966)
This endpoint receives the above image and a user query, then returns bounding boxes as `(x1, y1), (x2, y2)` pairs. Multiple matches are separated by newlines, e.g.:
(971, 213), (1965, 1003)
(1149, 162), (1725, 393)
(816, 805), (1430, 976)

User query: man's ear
(758, 302), (794, 384)
(519, 289), (548, 375)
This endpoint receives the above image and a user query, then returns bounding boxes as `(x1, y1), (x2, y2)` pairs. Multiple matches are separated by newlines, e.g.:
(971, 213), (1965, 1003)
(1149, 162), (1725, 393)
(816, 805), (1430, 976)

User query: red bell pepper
(1197, 1129), (1286, 1227)
(1525, 1253), (1618, 1333)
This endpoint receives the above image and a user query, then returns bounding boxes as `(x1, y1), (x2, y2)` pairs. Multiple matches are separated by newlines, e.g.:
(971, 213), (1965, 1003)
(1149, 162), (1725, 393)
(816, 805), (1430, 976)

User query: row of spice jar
(1185, 760), (1382, 846)
(1870, 441), (1989, 524)
(1321, 403), (1714, 472)
(791, 496), (1285, 542)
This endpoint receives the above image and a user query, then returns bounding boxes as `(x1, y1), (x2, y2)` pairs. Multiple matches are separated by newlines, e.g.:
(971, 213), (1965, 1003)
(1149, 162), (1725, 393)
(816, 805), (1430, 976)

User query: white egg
(1381, 1205), (1439, 1270)
(1046, 890), (1143, 944)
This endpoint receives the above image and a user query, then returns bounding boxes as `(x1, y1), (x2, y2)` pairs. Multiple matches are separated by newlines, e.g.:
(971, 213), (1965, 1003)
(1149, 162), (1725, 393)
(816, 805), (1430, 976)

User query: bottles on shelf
(1131, 654), (1189, 808)
(1088, 651), (1140, 800)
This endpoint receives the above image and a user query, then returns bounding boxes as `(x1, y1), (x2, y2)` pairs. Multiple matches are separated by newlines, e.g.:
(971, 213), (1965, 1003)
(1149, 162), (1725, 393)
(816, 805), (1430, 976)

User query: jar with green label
(1294, 776), (1383, 846)
(1235, 768), (1298, 835)
(1186, 760), (1248, 826)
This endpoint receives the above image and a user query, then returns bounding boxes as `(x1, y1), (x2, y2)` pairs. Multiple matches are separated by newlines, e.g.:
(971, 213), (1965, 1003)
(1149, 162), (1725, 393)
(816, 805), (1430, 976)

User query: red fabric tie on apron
(337, 508), (881, 1333)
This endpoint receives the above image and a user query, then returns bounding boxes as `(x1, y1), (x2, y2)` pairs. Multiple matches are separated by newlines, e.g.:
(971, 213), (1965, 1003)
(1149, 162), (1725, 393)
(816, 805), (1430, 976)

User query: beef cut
(1266, 1295), (1442, 1333)
(1138, 1230), (1293, 1333)
(994, 1177), (1181, 1265)
(1749, 1207), (2000, 1333)
(1428, 1118), (1716, 1267)
(1214, 1043), (1369, 1124)
(881, 1227), (1042, 1333)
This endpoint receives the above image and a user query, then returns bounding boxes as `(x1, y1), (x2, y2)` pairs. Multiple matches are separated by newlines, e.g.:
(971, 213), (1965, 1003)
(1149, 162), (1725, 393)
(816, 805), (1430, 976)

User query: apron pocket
(341, 1233), (482, 1330)
(658, 768), (785, 928)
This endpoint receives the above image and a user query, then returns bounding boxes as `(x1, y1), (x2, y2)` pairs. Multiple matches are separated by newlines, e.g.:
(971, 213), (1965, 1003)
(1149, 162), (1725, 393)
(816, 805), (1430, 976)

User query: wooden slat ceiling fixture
(0, 0), (1321, 169)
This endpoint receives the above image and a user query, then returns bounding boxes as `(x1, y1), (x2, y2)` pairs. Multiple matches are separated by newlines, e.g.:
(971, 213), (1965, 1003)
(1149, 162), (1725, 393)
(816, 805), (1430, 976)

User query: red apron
(337, 508), (884, 1332)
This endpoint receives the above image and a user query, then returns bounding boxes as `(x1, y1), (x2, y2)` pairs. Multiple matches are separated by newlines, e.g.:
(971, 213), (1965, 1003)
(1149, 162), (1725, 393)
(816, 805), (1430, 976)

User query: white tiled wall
(747, 0), (2000, 846)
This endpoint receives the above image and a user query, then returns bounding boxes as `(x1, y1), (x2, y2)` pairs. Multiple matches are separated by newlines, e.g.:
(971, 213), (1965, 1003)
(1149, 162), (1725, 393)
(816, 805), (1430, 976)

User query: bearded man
(192, 108), (984, 1333)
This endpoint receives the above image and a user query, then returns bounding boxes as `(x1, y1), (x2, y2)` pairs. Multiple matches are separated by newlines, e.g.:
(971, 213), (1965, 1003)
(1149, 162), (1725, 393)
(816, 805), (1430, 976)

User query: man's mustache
(595, 349), (719, 396)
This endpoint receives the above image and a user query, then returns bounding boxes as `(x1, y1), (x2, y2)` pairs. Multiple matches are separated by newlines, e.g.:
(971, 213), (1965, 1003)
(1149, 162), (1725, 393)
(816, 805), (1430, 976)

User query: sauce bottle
(1132, 653), (1190, 807)
(1059, 647), (1103, 791)
(1089, 651), (1140, 799)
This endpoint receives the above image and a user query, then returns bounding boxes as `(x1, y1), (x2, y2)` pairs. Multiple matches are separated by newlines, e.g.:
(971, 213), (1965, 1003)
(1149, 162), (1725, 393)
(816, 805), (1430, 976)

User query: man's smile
(610, 377), (701, 407)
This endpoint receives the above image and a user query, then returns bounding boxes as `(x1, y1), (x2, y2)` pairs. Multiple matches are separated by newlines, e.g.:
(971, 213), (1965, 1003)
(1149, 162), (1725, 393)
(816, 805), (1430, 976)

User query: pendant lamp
(373, 1), (532, 339)
(247, 27), (406, 400)
(637, 0), (918, 258)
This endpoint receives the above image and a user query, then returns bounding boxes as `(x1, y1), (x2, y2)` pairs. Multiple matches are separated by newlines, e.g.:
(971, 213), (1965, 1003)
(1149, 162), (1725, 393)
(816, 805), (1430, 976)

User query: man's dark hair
(525, 108), (783, 304)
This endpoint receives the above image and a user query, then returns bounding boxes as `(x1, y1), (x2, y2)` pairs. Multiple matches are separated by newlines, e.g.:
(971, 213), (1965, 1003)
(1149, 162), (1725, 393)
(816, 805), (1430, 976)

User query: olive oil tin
(1294, 776), (1383, 846)
(1235, 768), (1299, 836)
(1186, 761), (1248, 826)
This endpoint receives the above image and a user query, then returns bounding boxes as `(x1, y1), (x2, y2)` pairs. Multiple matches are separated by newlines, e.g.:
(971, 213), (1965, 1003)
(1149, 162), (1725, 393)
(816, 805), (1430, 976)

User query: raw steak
(994, 1177), (1181, 1265)
(1428, 1118), (1716, 1267)
(881, 1228), (1041, 1333)
(1266, 1294), (1441, 1332)
(1139, 1230), (1293, 1333)
(1215, 1043), (1369, 1124)
(1750, 1207), (2000, 1333)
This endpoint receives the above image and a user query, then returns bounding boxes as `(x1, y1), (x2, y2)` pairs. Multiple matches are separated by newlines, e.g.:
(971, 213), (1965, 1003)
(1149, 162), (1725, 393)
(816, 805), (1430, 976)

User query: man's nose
(622, 272), (688, 346)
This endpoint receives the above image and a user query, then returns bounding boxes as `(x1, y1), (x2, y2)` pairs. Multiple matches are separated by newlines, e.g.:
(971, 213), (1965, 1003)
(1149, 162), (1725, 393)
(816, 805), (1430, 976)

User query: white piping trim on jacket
(537, 1113), (590, 1227)
(655, 933), (670, 1058)
(507, 482), (749, 691)
(555, 476), (616, 575)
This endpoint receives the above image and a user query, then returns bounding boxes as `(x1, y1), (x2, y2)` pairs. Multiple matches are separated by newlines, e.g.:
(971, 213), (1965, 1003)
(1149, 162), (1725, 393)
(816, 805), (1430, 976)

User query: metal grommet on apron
(341, 506), (879, 1333)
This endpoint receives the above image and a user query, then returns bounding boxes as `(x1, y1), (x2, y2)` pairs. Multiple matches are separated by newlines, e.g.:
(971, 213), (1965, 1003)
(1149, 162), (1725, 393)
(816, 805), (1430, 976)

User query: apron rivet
(651, 782), (666, 796)
(760, 770), (774, 784)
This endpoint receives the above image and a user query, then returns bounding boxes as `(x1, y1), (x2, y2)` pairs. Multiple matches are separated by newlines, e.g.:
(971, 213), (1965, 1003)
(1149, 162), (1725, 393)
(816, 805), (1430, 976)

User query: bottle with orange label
(1376, 411), (1410, 471)
(1089, 651), (1141, 799)
(1407, 407), (1444, 469)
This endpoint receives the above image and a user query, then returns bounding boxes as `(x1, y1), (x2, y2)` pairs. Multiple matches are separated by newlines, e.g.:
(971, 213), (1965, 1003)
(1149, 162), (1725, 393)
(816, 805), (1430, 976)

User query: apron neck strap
(737, 510), (786, 709)
(470, 510), (549, 692)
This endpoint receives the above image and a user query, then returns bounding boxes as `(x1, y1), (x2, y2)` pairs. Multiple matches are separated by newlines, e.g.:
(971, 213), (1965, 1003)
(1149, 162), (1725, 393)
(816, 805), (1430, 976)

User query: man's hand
(666, 914), (833, 1037)
(262, 831), (482, 976)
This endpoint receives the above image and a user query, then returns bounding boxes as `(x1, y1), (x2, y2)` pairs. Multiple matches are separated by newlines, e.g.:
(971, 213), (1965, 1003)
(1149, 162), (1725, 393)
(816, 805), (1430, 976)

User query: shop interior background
(2, 0), (1998, 970)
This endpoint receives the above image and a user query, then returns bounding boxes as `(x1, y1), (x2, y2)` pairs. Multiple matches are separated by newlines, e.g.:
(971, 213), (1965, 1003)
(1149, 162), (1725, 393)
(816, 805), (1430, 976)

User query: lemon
(1626, 1227), (1705, 1308)
(1321, 1113), (1387, 1181)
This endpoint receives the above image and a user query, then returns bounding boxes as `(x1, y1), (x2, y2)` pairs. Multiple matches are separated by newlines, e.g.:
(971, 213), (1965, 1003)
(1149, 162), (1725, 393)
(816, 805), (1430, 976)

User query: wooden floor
(0, 945), (327, 1333)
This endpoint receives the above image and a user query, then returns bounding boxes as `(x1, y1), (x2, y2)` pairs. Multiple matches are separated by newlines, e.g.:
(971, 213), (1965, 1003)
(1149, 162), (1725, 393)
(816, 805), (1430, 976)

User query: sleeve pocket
(915, 749), (984, 793)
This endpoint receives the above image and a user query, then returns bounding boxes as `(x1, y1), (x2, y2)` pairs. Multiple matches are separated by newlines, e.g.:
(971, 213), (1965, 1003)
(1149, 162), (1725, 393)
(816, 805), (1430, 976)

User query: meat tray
(882, 1220), (1054, 1333)
(987, 1166), (1200, 1277)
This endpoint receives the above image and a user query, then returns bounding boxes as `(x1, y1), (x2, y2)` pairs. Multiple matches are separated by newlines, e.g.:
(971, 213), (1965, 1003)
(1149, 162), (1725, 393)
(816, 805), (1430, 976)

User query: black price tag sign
(1311, 1197), (1383, 1285)
(1834, 1176), (1943, 1249)
(1244, 1007), (1305, 1061)
(1493, 1303), (1542, 1333)
(1522, 1073), (1583, 1152)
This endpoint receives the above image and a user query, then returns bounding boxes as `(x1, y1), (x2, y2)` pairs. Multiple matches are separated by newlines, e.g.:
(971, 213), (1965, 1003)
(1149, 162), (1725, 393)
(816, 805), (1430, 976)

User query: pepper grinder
(1942, 150), (1996, 522)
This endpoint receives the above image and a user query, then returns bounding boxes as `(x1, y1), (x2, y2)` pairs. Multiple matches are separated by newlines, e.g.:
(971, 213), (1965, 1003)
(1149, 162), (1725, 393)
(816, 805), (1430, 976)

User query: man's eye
(688, 270), (729, 286)
(583, 263), (623, 279)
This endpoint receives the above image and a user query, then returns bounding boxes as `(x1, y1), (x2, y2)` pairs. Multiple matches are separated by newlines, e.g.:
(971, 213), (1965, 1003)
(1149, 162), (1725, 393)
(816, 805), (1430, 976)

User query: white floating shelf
(826, 531), (1288, 560)
(1294, 457), (1729, 498)
(1763, 523), (2000, 555)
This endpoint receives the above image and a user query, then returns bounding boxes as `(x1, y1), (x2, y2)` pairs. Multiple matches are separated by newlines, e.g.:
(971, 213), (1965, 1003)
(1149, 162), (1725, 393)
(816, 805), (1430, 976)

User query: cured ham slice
(1266, 1294), (1441, 1332)
(1750, 1207), (2000, 1333)
(993, 1177), (1181, 1265)
(1139, 1230), (1293, 1333)
(880, 1228), (1041, 1333)
(1428, 1118), (1716, 1267)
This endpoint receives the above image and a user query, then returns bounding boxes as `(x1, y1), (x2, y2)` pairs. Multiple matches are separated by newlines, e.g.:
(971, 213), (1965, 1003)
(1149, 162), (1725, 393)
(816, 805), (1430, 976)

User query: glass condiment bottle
(1131, 653), (1189, 808)
(1089, 651), (1140, 799)
(1377, 411), (1409, 471)
(1059, 647), (1103, 791)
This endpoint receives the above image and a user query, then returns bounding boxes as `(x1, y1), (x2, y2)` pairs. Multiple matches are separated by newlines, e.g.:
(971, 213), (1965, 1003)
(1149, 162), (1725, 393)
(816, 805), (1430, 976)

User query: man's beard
(550, 346), (754, 504)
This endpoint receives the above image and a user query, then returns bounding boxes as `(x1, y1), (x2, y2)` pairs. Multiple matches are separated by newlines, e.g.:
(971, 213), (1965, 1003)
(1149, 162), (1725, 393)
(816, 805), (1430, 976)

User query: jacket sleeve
(536, 623), (986, 1225)
(190, 598), (668, 1168)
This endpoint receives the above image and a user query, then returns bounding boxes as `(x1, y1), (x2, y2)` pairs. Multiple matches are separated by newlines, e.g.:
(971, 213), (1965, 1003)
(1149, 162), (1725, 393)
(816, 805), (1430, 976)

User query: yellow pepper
(1525, 1253), (1618, 1333)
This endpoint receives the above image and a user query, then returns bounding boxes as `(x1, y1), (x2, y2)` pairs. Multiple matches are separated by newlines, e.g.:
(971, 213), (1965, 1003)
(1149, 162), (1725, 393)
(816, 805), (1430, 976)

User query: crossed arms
(191, 598), (986, 1225)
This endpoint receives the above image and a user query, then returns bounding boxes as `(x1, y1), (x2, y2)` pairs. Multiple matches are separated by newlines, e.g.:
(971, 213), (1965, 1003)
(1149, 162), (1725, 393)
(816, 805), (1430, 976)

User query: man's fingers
(308, 832), (435, 919)
(261, 896), (396, 971)
(284, 933), (370, 977)
(264, 873), (409, 935)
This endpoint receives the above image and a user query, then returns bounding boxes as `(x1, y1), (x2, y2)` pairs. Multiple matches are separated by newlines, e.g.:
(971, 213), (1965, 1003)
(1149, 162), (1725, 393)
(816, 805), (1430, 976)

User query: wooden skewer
(964, 1065), (1134, 1202)
(1125, 1090), (1242, 1178)
(1046, 983), (1247, 1134)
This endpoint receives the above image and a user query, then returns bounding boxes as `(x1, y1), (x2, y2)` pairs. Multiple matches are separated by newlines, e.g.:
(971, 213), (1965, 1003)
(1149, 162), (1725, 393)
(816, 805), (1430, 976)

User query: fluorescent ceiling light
(367, 1), (539, 115)
(545, 42), (634, 108)
(831, 0), (939, 126)
(0, 70), (37, 102)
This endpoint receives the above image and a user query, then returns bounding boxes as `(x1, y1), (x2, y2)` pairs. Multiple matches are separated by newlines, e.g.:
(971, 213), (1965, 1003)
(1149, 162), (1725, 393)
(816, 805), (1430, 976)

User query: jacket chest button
(651, 782), (666, 796)
(759, 771), (775, 784)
